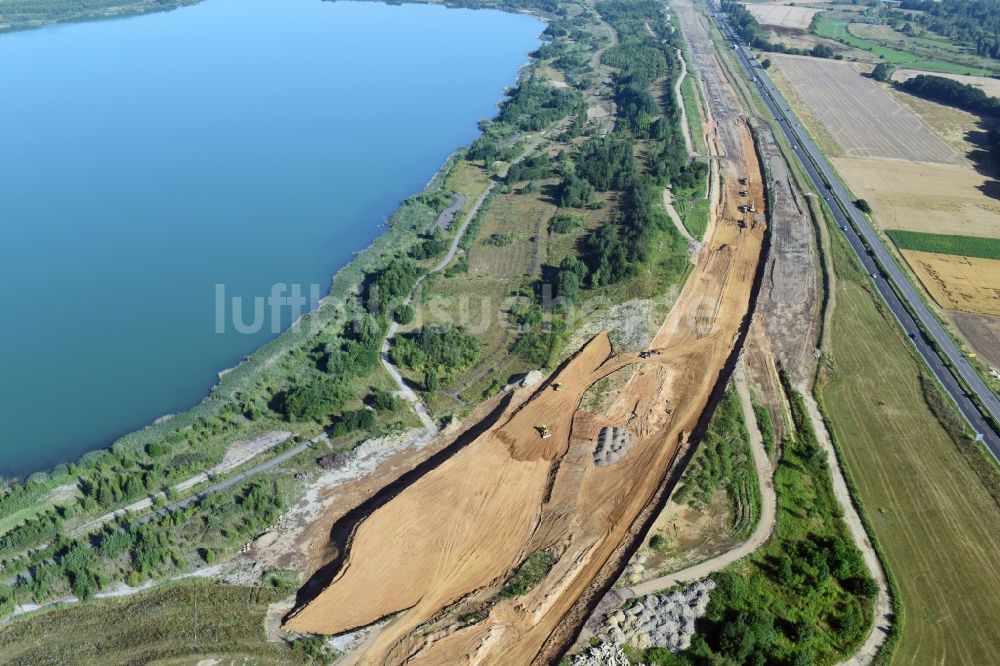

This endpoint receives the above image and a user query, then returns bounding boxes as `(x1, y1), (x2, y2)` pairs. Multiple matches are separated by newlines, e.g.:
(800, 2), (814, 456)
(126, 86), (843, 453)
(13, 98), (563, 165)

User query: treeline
(722, 1), (839, 58)
(898, 73), (1000, 115)
(897, 0), (1000, 59)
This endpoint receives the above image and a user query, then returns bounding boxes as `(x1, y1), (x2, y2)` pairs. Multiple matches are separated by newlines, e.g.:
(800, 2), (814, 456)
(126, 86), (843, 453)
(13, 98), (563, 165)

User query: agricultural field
(900, 250), (1000, 316)
(883, 84), (981, 156)
(770, 54), (962, 164)
(743, 3), (820, 30)
(887, 230), (1000, 260)
(818, 229), (1000, 664)
(949, 310), (1000, 368)
(831, 157), (1000, 239)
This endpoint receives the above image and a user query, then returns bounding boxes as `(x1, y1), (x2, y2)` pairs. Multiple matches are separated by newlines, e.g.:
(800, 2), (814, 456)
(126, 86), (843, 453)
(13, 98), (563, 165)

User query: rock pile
(602, 579), (716, 652)
(622, 552), (647, 584)
(571, 642), (634, 666)
(593, 426), (634, 467)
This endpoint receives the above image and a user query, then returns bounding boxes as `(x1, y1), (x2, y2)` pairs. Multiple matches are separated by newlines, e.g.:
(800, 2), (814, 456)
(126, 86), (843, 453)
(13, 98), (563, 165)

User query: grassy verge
(817, 218), (1000, 664)
(886, 229), (1000, 260)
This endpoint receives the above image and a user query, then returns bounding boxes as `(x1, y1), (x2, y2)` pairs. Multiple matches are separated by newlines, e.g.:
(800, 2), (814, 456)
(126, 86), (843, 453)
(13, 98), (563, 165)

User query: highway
(708, 7), (1000, 462)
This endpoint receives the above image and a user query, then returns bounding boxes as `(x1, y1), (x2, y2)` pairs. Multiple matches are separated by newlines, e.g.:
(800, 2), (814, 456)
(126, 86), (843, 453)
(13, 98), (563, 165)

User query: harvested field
(742, 3), (820, 30)
(901, 250), (1000, 315)
(283, 109), (767, 666)
(770, 54), (963, 164)
(832, 157), (1000, 239)
(884, 84), (981, 156)
(891, 68), (1000, 99)
(949, 310), (1000, 369)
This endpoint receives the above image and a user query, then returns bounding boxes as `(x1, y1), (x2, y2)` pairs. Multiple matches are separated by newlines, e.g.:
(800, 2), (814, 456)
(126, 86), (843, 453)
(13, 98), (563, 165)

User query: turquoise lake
(0, 0), (542, 476)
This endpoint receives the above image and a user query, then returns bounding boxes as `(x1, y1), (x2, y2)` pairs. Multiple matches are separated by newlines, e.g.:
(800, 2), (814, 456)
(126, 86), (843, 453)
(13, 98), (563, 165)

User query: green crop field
(818, 226), (1000, 663)
(886, 229), (1000, 260)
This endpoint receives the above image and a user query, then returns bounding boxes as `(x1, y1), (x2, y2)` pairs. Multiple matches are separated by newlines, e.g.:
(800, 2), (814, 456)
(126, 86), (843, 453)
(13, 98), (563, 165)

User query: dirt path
(662, 187), (699, 262)
(800, 392), (892, 665)
(673, 48), (698, 158)
(629, 365), (775, 594)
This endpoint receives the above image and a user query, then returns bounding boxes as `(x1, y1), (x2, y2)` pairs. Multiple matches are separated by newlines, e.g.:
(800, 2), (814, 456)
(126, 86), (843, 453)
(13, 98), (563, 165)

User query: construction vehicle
(738, 177), (748, 185)
(537, 425), (551, 439)
(739, 190), (748, 197)
(552, 383), (563, 391)
(639, 350), (662, 359)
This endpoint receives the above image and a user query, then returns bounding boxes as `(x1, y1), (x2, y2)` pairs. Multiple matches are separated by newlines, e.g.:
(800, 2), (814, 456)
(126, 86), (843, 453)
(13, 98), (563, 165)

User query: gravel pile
(593, 426), (634, 467)
(602, 579), (716, 652)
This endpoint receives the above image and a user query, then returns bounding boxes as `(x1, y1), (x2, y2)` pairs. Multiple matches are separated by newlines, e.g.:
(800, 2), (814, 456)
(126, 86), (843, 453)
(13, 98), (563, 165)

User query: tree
(718, 610), (777, 662)
(871, 62), (895, 82)
(811, 43), (835, 59)
(371, 387), (399, 412)
(395, 303), (415, 325)
(283, 377), (351, 422)
(855, 198), (873, 214)
(425, 369), (439, 393)
(761, 58), (772, 69)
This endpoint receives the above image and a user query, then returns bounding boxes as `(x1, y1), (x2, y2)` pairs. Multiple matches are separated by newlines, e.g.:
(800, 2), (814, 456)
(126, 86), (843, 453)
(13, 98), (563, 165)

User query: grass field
(674, 192), (710, 240)
(818, 228), (1000, 664)
(813, 15), (998, 76)
(0, 580), (309, 665)
(886, 230), (1000, 260)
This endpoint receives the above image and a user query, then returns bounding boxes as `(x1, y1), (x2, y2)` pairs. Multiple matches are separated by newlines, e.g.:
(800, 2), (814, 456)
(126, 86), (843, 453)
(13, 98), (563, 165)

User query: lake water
(0, 0), (541, 477)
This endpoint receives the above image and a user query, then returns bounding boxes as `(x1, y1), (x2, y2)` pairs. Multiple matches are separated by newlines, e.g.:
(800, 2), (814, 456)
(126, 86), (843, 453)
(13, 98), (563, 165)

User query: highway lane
(707, 8), (1000, 462)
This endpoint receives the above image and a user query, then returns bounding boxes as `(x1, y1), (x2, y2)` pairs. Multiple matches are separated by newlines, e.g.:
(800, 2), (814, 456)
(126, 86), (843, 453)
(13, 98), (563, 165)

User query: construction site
(281, 12), (771, 655)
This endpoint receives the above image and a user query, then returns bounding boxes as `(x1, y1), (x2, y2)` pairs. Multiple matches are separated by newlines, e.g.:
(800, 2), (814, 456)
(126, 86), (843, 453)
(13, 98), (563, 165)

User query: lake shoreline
(0, 0), (546, 479)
